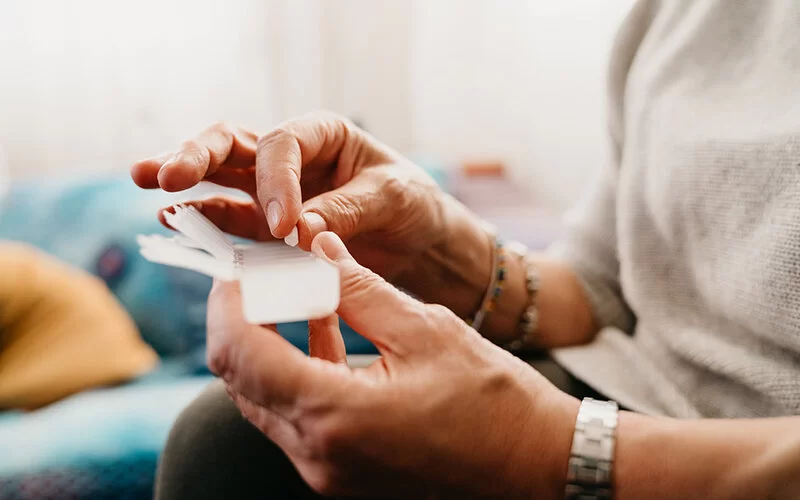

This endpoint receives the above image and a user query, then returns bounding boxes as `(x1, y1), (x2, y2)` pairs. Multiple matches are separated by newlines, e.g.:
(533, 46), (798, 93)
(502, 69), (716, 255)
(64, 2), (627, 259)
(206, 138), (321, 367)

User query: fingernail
(302, 212), (328, 236)
(312, 232), (352, 262)
(267, 201), (283, 234)
(284, 226), (299, 247)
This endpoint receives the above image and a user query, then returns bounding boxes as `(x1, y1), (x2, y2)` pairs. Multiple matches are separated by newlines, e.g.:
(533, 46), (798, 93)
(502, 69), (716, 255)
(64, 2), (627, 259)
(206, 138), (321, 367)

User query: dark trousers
(155, 355), (606, 500)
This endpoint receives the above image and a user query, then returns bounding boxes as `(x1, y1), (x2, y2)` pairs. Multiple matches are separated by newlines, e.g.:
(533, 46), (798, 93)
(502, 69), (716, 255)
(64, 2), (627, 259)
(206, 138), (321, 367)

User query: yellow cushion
(0, 243), (158, 410)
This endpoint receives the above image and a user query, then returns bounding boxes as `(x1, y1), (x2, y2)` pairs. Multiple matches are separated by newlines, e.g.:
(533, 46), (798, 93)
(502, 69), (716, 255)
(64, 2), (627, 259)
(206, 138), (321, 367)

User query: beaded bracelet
(469, 237), (507, 333)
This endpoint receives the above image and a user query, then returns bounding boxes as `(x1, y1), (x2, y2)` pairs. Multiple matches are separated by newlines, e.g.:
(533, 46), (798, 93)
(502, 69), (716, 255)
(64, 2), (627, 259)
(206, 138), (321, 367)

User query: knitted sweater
(550, 0), (800, 418)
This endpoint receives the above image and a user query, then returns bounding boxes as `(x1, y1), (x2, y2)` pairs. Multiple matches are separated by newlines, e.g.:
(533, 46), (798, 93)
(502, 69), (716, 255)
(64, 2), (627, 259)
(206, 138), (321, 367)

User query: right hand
(130, 112), (449, 280)
(206, 232), (577, 498)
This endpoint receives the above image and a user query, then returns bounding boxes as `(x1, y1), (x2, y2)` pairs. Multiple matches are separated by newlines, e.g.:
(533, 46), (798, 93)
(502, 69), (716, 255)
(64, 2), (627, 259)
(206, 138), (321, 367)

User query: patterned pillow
(0, 243), (158, 409)
(0, 175), (212, 362)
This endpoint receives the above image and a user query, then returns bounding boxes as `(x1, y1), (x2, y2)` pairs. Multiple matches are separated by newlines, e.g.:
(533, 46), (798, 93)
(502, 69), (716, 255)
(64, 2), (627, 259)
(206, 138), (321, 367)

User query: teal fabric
(0, 176), (379, 361)
(0, 172), (439, 360)
(0, 162), (449, 499)
(0, 376), (214, 499)
(0, 175), (213, 363)
(0, 162), (450, 359)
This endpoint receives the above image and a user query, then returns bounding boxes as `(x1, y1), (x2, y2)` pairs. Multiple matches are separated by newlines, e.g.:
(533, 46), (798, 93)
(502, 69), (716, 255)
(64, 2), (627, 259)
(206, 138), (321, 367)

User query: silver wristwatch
(565, 398), (619, 499)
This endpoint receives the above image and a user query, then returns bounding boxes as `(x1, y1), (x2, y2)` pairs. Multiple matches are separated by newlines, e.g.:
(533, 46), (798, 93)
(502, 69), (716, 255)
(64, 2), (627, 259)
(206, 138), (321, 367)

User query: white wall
(321, 0), (415, 153)
(317, 0), (635, 212)
(0, 0), (280, 178)
(0, 0), (634, 212)
(266, 0), (324, 119)
(408, 0), (635, 212)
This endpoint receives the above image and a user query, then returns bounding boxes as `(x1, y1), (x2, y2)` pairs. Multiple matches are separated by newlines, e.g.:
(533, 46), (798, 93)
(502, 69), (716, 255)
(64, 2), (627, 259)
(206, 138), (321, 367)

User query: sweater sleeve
(547, 0), (655, 334)
(548, 163), (635, 334)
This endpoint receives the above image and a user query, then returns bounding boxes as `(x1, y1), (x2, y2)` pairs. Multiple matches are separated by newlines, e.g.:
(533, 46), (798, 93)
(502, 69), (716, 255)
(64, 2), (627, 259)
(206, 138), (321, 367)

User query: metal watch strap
(565, 398), (619, 500)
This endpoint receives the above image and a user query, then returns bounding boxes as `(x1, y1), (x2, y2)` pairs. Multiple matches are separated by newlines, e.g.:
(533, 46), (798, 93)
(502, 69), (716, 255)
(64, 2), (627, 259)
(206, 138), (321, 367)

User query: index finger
(206, 280), (350, 407)
(131, 122), (257, 192)
(255, 113), (352, 238)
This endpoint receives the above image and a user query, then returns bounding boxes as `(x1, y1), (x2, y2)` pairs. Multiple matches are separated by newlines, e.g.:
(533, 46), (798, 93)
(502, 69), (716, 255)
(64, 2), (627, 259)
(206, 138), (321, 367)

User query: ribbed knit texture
(550, 0), (800, 418)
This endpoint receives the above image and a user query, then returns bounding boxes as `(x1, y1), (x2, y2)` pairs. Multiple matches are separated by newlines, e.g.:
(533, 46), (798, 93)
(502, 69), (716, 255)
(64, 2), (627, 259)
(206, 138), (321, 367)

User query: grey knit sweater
(550, 0), (800, 418)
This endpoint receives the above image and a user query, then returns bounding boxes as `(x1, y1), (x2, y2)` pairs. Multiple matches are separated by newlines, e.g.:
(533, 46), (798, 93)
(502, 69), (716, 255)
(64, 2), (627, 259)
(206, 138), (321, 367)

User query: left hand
(207, 232), (578, 498)
(129, 116), (452, 283)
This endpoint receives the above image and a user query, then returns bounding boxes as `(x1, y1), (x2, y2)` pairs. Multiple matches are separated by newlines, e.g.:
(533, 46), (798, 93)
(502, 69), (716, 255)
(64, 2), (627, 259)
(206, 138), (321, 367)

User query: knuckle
(314, 424), (347, 459)
(322, 192), (362, 235)
(340, 264), (385, 298)
(300, 418), (342, 459)
(179, 139), (209, 163)
(483, 365), (520, 394)
(381, 172), (438, 217)
(179, 139), (201, 152)
(261, 159), (300, 184)
(205, 341), (231, 378)
(421, 303), (466, 339)
(378, 175), (431, 229)
(257, 126), (297, 154)
(424, 303), (457, 324)
(381, 175), (410, 203)
(305, 468), (341, 497)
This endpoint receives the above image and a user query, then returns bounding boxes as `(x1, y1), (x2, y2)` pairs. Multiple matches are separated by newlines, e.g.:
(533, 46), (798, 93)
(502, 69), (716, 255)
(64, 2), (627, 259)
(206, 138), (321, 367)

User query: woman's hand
(130, 112), (599, 347)
(206, 231), (578, 498)
(130, 112), (449, 281)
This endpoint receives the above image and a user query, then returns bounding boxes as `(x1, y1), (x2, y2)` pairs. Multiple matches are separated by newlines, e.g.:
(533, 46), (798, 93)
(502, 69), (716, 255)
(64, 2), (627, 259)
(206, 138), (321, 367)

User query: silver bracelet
(504, 241), (540, 351)
(565, 398), (619, 499)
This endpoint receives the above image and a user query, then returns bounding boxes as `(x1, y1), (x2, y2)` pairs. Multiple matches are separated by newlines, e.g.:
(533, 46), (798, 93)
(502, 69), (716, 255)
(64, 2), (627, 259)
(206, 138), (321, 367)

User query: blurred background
(0, 1), (634, 498)
(0, 0), (634, 211)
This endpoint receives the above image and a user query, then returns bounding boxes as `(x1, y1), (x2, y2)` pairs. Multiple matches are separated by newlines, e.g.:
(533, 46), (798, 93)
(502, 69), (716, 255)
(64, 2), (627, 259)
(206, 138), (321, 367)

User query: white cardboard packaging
(137, 205), (339, 324)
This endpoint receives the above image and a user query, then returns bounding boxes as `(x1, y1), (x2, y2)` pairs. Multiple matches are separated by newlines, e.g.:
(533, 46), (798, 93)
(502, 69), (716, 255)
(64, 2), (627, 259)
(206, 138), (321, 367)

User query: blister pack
(137, 205), (339, 324)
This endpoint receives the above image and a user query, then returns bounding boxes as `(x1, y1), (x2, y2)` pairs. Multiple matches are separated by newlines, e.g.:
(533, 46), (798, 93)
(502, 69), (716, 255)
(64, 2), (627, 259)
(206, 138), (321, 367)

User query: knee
(161, 380), (240, 459)
(155, 380), (248, 499)
(155, 380), (301, 500)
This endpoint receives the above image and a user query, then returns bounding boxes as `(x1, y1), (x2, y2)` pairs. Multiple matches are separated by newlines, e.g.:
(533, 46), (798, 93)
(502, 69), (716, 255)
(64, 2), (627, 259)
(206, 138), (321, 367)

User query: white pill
(284, 226), (299, 247)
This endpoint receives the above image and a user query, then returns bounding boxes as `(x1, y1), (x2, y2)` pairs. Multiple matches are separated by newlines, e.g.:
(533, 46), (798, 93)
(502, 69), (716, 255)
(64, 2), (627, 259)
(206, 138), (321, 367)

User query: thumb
(311, 232), (424, 356)
(296, 174), (388, 249)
